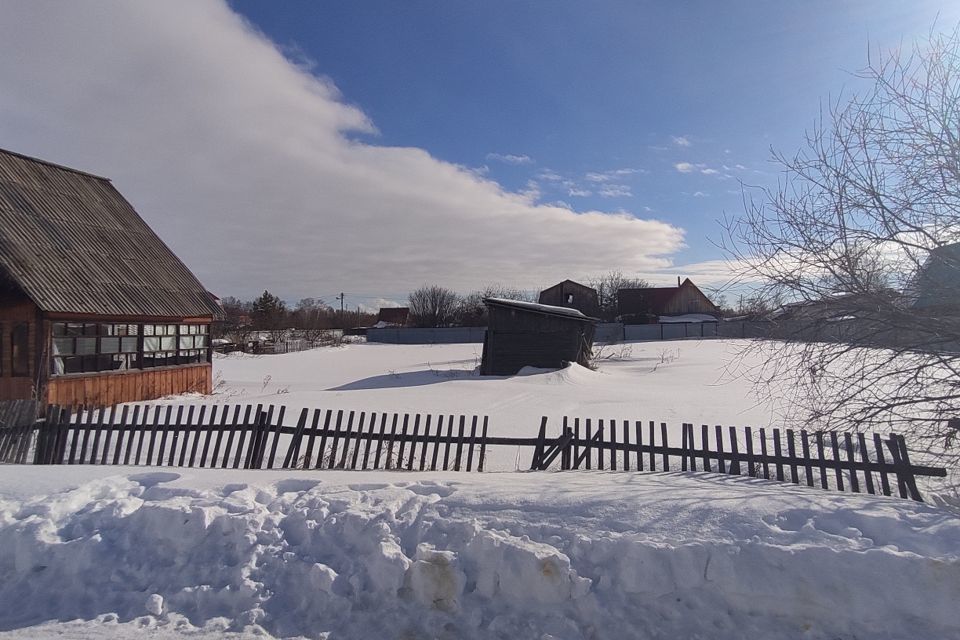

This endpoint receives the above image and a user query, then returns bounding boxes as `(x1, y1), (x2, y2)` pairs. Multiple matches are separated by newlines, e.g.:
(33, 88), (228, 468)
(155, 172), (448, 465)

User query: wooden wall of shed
(46, 363), (212, 407)
(482, 305), (596, 375)
(662, 282), (718, 315)
(0, 292), (40, 401)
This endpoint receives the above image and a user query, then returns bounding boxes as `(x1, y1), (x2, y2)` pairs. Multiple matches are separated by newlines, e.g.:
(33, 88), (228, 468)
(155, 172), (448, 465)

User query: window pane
(195, 335), (207, 348)
(53, 337), (75, 355)
(121, 337), (138, 353)
(62, 356), (83, 374)
(76, 337), (96, 355)
(128, 324), (139, 336)
(161, 336), (176, 350)
(52, 323), (67, 337)
(101, 324), (116, 336)
(65, 323), (83, 336)
(143, 324), (155, 336)
(199, 324), (209, 334)
(101, 337), (120, 353)
(166, 325), (177, 335)
(179, 336), (193, 349)
(144, 336), (160, 352)
(83, 324), (97, 336)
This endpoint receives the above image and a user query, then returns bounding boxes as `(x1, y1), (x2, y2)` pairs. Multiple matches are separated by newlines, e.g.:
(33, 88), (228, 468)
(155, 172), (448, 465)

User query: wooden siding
(538, 280), (600, 317)
(661, 280), (718, 316)
(46, 363), (212, 407)
(481, 301), (596, 375)
(0, 292), (39, 401)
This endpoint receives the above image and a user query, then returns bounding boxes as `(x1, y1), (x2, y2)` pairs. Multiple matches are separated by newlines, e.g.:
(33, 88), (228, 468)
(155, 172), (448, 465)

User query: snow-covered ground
(205, 340), (785, 436)
(2, 339), (958, 639)
(2, 467), (959, 639)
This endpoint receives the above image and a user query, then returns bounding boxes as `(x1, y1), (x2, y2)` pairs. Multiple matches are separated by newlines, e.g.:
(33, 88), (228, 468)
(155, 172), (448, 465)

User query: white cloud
(598, 184), (633, 198)
(0, 1), (684, 298)
(536, 168), (562, 182)
(486, 152), (534, 165)
(674, 162), (697, 173)
(568, 187), (593, 197)
(584, 168), (643, 183)
(693, 191), (709, 198)
(671, 135), (691, 147)
(700, 168), (719, 175)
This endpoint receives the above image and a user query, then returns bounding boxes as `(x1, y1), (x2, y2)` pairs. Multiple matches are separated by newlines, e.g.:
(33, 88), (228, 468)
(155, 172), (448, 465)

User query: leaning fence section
(528, 417), (946, 502)
(10, 403), (949, 502)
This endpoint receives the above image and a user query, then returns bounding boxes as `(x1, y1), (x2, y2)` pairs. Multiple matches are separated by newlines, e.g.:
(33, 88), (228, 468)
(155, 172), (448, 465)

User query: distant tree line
(406, 271), (654, 327)
(216, 291), (378, 342)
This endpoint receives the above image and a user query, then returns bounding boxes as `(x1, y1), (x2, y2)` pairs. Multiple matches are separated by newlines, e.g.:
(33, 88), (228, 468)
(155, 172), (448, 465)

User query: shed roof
(0, 148), (221, 318)
(484, 297), (598, 322)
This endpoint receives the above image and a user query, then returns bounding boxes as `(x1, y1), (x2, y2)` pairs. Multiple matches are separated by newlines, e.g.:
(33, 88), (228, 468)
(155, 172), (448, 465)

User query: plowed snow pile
(1, 467), (958, 639)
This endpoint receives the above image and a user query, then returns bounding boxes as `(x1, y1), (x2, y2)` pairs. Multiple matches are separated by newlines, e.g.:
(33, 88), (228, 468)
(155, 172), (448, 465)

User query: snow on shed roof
(484, 297), (598, 321)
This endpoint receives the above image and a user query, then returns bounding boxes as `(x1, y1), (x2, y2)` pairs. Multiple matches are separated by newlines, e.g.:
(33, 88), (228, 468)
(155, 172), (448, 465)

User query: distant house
(480, 298), (597, 375)
(0, 148), (222, 406)
(618, 278), (719, 324)
(538, 280), (600, 317)
(912, 243), (960, 310)
(375, 307), (409, 328)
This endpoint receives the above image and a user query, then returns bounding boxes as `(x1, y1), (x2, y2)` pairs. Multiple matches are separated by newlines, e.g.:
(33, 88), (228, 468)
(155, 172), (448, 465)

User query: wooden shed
(538, 279), (600, 317)
(0, 148), (222, 407)
(480, 298), (597, 376)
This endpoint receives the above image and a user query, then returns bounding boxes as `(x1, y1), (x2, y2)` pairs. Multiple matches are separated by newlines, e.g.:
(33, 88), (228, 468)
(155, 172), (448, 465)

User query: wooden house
(538, 279), (600, 317)
(480, 298), (597, 375)
(0, 148), (222, 407)
(376, 307), (409, 327)
(617, 278), (719, 324)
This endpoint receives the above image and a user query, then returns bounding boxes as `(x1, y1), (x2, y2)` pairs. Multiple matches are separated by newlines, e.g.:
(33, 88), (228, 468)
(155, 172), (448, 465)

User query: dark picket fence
(0, 399), (39, 464)
(7, 402), (949, 502)
(529, 417), (946, 502)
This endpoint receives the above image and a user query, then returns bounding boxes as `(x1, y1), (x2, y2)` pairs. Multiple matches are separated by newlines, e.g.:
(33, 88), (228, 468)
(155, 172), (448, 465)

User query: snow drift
(1, 468), (958, 639)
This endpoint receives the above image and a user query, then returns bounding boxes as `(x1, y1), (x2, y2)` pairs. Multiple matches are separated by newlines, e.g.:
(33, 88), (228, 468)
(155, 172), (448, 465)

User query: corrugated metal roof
(0, 148), (221, 319)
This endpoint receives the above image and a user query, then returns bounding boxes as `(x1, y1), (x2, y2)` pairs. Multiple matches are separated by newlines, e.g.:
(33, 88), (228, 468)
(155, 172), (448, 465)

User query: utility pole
(335, 293), (345, 329)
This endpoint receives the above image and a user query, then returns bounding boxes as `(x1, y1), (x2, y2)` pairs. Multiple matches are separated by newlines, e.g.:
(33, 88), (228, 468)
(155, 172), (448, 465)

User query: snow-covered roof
(484, 297), (598, 321)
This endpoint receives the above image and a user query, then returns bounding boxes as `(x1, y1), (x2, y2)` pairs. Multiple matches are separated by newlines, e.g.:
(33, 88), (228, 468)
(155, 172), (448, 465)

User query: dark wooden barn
(480, 298), (597, 375)
(617, 278), (719, 324)
(0, 148), (222, 407)
(538, 279), (600, 317)
(376, 307), (409, 327)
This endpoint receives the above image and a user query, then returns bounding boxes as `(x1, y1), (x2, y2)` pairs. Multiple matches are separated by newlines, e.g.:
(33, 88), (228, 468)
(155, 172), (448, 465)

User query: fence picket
(648, 421), (656, 471)
(362, 411), (378, 470)
(800, 430), (813, 487)
(758, 428), (770, 480)
(661, 423), (669, 471)
(101, 405), (119, 465)
(785, 429), (798, 484)
(418, 415), (431, 471)
(873, 433), (892, 496)
(336, 410), (356, 469)
(815, 431), (828, 489)
(283, 408), (310, 469)
(609, 419), (617, 471)
(728, 426), (740, 475)
(396, 414), (410, 469)
(373, 412), (389, 470)
(844, 432), (860, 493)
(316, 409), (334, 469)
(858, 433), (875, 495)
(351, 412), (368, 470)
(466, 416), (478, 472)
(442, 416), (454, 471)
(773, 429), (784, 482)
(327, 410), (346, 470)
(829, 432), (844, 491)
(701, 424), (710, 472)
(635, 421), (643, 471)
(430, 415), (443, 471)
(407, 414), (421, 470)
(477, 417), (489, 472)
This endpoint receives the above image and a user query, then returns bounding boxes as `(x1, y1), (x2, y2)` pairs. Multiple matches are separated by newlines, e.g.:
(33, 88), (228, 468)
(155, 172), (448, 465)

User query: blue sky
(231, 0), (960, 273)
(1, 1), (958, 309)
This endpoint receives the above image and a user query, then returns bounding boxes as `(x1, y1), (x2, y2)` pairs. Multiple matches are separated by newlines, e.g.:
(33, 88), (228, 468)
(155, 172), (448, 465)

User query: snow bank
(1, 467), (958, 639)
